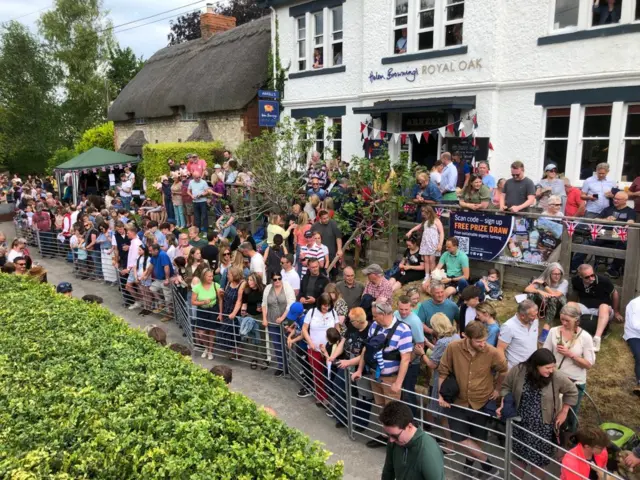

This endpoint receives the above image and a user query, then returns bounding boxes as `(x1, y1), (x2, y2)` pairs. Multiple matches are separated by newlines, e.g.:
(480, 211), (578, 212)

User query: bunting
(564, 221), (578, 238)
(435, 207), (445, 217)
(614, 226), (628, 242)
(590, 224), (603, 241)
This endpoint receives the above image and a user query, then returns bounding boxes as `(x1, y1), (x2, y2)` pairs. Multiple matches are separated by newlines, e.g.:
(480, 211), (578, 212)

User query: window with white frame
(331, 7), (343, 66)
(551, 0), (637, 31)
(296, 16), (306, 71)
(543, 107), (570, 174)
(135, 118), (146, 125)
(622, 105), (640, 181)
(393, 0), (464, 55)
(315, 123), (325, 154)
(579, 105), (612, 179)
(330, 118), (342, 158)
(308, 117), (343, 158)
(181, 109), (198, 121)
(295, 7), (345, 72)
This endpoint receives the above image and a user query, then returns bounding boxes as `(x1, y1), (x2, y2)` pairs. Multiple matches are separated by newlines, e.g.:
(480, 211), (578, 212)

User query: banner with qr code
(449, 211), (513, 261)
(450, 211), (563, 266)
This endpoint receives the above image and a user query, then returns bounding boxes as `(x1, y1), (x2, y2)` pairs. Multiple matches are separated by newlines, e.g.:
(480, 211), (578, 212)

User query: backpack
(363, 320), (405, 371)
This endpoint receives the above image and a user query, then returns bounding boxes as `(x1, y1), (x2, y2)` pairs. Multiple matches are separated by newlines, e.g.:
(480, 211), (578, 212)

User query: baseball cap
(362, 263), (384, 275)
(56, 282), (73, 294)
(286, 302), (305, 321)
(214, 164), (222, 169)
(544, 163), (558, 172)
(304, 231), (314, 238)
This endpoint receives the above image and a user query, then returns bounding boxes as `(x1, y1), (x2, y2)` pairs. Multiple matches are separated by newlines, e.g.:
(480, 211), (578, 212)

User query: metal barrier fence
(19, 224), (624, 479)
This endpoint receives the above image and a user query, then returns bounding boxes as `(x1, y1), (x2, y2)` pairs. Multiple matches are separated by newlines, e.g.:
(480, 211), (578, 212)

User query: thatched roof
(118, 130), (148, 156)
(186, 120), (214, 142)
(108, 16), (271, 122)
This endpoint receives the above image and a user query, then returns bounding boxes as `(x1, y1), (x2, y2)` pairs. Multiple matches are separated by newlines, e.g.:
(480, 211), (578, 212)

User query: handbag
(439, 374), (459, 404)
(552, 377), (570, 447)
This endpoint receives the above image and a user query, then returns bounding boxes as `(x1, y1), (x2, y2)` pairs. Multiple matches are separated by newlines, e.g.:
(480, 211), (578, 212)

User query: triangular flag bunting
(438, 127), (446, 137)
(473, 114), (478, 128)
(447, 124), (455, 134)
(590, 224), (603, 241)
(355, 235), (362, 246)
(380, 130), (387, 139)
(489, 141), (495, 151)
(423, 131), (430, 143)
(393, 133), (400, 143)
(360, 122), (366, 133)
(400, 133), (407, 144)
(460, 130), (466, 138)
(372, 128), (379, 138)
(614, 226), (628, 242)
(471, 135), (477, 147)
(564, 221), (578, 238)
(435, 208), (444, 217)
(414, 132), (422, 144)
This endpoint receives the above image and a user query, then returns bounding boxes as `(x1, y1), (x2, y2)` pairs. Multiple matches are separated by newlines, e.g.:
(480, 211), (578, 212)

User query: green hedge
(0, 275), (343, 479)
(142, 142), (225, 201)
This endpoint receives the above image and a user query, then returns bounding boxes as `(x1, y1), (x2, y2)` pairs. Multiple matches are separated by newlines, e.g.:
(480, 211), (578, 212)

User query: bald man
(336, 266), (365, 310)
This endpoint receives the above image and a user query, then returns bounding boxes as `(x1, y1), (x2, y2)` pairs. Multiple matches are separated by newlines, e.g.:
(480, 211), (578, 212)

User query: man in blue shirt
(411, 172), (442, 204)
(306, 177), (327, 200)
(581, 162), (617, 218)
(477, 161), (496, 190)
(188, 170), (211, 233)
(418, 281), (460, 339)
(395, 295), (425, 418)
(148, 243), (174, 314)
(439, 152), (458, 202)
(147, 220), (168, 250)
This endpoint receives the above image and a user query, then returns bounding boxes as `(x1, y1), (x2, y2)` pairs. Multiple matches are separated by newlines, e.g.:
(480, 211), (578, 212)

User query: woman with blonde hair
(324, 283), (348, 324)
(293, 211), (311, 262)
(419, 312), (459, 453)
(475, 302), (500, 347)
(266, 213), (295, 247)
(304, 194), (320, 222)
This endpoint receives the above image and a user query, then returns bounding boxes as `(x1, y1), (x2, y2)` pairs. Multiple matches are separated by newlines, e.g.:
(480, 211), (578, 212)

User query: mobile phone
(592, 194), (599, 199)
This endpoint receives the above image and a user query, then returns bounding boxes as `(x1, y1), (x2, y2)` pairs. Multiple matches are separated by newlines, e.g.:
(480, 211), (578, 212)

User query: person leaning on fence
(148, 243), (174, 316)
(219, 265), (245, 361)
(262, 271), (296, 377)
(191, 268), (223, 361)
(497, 348), (578, 478)
(543, 303), (595, 433)
(417, 281), (459, 340)
(437, 321), (507, 477)
(560, 426), (610, 480)
(380, 401), (445, 480)
(352, 302), (413, 449)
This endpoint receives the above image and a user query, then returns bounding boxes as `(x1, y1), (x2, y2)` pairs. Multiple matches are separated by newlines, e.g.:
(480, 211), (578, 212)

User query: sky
(0, 0), (215, 60)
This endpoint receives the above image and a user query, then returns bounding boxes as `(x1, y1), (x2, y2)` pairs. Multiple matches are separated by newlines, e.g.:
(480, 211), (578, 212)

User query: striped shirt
(299, 244), (325, 275)
(368, 319), (413, 376)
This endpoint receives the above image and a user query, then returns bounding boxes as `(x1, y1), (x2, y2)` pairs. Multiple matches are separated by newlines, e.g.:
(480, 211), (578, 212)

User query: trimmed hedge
(0, 275), (343, 479)
(141, 142), (225, 201)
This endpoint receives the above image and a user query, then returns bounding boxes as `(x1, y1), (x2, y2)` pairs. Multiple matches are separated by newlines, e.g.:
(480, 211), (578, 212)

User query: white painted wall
(275, 0), (640, 182)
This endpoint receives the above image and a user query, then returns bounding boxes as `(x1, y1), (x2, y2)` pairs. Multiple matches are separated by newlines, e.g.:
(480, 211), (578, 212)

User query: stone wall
(114, 110), (248, 153)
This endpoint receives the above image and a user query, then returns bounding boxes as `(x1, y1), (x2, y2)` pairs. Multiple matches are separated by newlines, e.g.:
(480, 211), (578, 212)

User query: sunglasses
(582, 273), (596, 280)
(272, 277), (282, 281)
(223, 252), (231, 256)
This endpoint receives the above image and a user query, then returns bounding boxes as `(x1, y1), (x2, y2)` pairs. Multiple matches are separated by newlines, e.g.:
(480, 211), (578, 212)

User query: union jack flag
(614, 226), (628, 242)
(435, 208), (444, 217)
(365, 225), (374, 238)
(590, 223), (603, 241)
(101, 167), (106, 172)
(355, 235), (362, 246)
(564, 221), (578, 237)
(376, 217), (385, 227)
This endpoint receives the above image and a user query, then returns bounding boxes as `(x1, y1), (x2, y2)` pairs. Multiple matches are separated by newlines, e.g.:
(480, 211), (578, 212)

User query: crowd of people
(3, 149), (640, 479)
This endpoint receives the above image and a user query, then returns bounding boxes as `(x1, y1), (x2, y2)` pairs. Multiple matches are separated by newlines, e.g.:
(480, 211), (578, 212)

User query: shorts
(578, 304), (613, 319)
(447, 405), (489, 443)
(185, 203), (194, 216)
(126, 269), (136, 283)
(370, 374), (401, 406)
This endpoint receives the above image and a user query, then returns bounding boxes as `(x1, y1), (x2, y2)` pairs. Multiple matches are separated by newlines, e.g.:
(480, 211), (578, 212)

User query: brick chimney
(200, 3), (237, 40)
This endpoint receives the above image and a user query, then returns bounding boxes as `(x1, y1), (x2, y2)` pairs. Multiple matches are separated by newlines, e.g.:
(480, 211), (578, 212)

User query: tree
(215, 0), (268, 26)
(107, 46), (144, 98)
(39, 0), (114, 143)
(46, 146), (75, 174)
(0, 21), (62, 174)
(74, 121), (114, 154)
(167, 11), (200, 46)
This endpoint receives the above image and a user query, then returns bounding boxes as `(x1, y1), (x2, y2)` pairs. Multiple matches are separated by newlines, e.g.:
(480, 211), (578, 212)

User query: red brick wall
(200, 13), (236, 40)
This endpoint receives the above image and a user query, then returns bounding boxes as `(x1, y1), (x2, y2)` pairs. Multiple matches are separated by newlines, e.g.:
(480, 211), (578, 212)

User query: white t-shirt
(499, 315), (539, 369)
(7, 249), (22, 263)
(624, 296), (640, 341)
(250, 253), (266, 284)
(127, 237), (142, 269)
(71, 211), (80, 225)
(167, 245), (177, 262)
(120, 180), (132, 198)
(543, 326), (595, 384)
(303, 308), (338, 351)
(281, 268), (301, 291)
(464, 306), (476, 328)
(430, 171), (442, 185)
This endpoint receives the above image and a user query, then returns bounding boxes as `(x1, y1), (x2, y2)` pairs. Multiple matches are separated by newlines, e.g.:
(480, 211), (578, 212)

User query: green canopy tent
(53, 148), (140, 205)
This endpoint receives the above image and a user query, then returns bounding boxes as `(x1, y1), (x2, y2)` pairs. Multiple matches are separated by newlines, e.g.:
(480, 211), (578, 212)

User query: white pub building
(260, 0), (640, 184)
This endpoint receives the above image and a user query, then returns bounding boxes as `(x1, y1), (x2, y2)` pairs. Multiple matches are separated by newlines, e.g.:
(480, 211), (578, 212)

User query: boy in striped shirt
(298, 230), (325, 276)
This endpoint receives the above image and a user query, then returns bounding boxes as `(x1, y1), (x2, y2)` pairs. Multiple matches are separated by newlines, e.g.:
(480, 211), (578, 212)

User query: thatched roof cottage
(108, 6), (271, 154)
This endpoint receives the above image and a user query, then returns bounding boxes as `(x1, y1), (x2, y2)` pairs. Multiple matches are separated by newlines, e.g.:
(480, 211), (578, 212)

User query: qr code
(457, 236), (470, 254)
